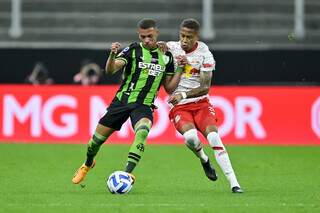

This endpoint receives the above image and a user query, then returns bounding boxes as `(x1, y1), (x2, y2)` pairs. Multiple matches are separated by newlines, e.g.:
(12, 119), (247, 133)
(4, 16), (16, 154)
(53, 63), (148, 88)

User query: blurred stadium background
(0, 0), (319, 212)
(0, 0), (319, 84)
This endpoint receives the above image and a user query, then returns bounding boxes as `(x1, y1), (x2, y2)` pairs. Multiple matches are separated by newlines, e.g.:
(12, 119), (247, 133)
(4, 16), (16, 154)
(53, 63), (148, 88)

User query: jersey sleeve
(165, 51), (175, 75)
(166, 42), (180, 73)
(166, 41), (175, 51)
(201, 47), (216, 72)
(115, 42), (137, 64)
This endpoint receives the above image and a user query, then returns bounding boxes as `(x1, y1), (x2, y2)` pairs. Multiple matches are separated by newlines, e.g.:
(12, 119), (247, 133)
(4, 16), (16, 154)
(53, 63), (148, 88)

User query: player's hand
(176, 55), (188, 67)
(110, 42), (121, 55)
(157, 41), (168, 53)
(168, 93), (183, 106)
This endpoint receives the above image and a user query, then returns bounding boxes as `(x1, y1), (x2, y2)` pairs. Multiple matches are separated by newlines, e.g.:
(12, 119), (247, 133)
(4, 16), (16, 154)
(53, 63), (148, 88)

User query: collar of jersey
(140, 42), (159, 52)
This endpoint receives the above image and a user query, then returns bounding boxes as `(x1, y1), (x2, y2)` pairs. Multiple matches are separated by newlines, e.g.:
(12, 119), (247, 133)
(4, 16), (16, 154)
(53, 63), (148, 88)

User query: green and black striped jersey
(115, 42), (175, 106)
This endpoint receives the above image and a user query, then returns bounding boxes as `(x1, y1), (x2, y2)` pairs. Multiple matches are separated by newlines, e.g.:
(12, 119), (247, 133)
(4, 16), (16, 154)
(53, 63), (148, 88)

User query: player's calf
(183, 129), (209, 162)
(183, 129), (217, 181)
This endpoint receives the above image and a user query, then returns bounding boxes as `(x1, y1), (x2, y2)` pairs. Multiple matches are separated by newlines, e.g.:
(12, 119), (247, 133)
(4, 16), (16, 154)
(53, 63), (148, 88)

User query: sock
(194, 145), (209, 163)
(207, 131), (240, 188)
(183, 129), (208, 163)
(85, 131), (107, 167)
(125, 123), (150, 173)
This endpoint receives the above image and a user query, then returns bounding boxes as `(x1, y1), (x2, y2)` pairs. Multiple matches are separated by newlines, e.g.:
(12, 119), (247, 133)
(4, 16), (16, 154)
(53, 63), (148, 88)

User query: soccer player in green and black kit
(72, 18), (182, 184)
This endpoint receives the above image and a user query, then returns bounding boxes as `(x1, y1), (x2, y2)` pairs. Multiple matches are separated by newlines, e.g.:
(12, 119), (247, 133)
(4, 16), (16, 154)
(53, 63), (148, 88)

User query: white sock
(183, 129), (208, 163)
(207, 131), (240, 188)
(195, 145), (209, 163)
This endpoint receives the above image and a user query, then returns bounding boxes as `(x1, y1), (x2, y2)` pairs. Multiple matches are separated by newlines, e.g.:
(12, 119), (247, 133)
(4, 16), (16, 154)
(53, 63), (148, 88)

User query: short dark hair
(180, 18), (200, 32)
(137, 18), (157, 29)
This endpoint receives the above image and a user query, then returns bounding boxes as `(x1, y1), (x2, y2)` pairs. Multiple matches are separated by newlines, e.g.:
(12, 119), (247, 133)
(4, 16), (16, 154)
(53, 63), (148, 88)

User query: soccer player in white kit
(167, 18), (243, 193)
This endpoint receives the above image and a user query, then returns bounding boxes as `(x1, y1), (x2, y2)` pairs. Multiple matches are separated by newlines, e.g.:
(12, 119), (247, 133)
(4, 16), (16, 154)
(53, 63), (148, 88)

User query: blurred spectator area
(0, 0), (320, 49)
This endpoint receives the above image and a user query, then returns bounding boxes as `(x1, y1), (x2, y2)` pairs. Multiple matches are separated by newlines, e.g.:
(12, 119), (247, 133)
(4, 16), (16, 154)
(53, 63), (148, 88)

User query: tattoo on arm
(186, 71), (212, 98)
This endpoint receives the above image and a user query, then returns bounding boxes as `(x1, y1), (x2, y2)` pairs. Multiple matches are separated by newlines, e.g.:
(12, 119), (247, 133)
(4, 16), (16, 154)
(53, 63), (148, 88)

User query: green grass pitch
(0, 143), (319, 213)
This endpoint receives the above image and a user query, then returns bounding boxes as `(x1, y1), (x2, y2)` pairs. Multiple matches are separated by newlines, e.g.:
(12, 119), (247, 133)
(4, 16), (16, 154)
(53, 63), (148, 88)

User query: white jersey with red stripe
(167, 41), (216, 105)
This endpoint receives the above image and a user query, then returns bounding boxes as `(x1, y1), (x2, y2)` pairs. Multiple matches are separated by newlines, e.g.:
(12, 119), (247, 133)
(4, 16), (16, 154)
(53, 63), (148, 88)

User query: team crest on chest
(162, 55), (170, 64)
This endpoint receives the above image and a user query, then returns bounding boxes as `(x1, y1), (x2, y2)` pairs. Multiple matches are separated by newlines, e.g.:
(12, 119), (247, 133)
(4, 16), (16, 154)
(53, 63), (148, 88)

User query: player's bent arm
(163, 71), (182, 94)
(105, 53), (126, 75)
(185, 71), (212, 98)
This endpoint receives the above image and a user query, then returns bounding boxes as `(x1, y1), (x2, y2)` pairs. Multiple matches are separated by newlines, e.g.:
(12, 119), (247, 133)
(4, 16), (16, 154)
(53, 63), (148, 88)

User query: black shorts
(99, 97), (153, 130)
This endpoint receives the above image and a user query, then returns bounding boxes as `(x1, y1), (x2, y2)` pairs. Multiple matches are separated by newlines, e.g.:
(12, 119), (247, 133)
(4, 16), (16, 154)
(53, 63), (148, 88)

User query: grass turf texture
(0, 143), (319, 213)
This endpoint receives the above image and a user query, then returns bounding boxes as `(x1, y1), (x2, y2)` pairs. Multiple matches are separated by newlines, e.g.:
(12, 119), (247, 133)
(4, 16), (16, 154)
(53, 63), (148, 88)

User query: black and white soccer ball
(106, 171), (134, 194)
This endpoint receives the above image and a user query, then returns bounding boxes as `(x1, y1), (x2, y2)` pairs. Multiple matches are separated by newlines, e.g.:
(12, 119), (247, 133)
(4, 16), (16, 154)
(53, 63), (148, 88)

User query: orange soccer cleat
(128, 173), (136, 184)
(72, 160), (96, 184)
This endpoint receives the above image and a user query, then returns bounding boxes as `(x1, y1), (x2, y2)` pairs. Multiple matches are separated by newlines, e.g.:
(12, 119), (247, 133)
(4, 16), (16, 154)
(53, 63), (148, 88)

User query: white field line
(6, 202), (319, 208)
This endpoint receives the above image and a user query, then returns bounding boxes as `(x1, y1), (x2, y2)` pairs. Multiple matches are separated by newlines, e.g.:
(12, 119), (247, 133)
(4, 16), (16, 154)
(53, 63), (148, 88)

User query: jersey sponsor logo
(138, 62), (164, 76)
(184, 64), (200, 78)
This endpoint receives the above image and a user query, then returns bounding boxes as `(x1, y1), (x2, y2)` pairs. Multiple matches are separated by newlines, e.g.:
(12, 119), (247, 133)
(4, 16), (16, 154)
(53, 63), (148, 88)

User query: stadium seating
(0, 0), (319, 48)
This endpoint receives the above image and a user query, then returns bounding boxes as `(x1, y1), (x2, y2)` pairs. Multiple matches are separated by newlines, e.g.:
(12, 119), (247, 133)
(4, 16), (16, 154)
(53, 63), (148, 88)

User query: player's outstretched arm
(163, 70), (182, 94)
(105, 42), (126, 75)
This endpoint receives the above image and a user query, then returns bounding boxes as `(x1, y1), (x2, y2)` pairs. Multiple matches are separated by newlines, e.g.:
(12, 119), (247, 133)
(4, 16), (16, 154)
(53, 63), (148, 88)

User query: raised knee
(207, 131), (224, 148)
(183, 129), (200, 148)
(134, 124), (150, 139)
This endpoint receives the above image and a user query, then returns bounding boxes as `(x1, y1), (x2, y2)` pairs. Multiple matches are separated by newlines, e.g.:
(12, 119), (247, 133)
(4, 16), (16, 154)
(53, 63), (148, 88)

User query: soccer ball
(106, 171), (134, 194)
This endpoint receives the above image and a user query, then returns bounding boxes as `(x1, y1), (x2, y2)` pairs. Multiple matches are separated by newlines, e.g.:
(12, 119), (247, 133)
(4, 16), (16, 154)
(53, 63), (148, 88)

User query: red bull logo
(183, 64), (200, 78)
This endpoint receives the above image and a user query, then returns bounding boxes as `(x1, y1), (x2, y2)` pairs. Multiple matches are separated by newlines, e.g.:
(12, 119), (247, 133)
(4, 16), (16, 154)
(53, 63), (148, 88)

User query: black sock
(85, 155), (95, 167)
(84, 132), (106, 166)
(125, 161), (137, 173)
